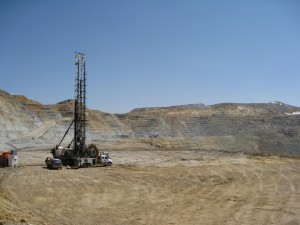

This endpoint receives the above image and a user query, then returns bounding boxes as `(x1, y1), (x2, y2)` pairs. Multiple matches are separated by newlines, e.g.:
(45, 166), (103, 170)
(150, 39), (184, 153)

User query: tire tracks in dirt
(1, 151), (300, 225)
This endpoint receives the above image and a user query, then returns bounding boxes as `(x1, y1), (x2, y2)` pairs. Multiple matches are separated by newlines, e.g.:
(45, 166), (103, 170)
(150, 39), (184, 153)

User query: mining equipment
(45, 53), (112, 169)
(0, 150), (18, 168)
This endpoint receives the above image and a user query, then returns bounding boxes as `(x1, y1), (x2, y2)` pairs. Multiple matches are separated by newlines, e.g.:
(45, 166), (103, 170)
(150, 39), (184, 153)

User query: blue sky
(1, 0), (300, 113)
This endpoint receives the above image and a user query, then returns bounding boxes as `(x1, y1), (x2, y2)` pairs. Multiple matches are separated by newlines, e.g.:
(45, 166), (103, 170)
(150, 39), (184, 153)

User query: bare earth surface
(0, 150), (300, 225)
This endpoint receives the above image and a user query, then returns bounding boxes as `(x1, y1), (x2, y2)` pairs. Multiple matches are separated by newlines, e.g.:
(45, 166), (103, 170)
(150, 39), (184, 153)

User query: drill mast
(74, 53), (86, 156)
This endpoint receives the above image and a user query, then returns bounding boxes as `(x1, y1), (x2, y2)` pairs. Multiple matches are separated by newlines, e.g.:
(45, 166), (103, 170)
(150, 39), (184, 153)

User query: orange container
(1, 152), (10, 158)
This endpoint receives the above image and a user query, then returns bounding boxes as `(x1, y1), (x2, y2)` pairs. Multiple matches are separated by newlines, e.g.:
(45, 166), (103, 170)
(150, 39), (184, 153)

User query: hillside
(1, 89), (300, 156)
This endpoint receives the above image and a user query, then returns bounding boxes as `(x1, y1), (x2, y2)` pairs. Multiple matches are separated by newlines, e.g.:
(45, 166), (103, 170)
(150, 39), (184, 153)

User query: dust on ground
(0, 149), (300, 225)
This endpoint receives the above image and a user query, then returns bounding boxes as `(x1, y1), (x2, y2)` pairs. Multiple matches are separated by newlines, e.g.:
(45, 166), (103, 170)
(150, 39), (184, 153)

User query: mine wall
(0, 90), (300, 156)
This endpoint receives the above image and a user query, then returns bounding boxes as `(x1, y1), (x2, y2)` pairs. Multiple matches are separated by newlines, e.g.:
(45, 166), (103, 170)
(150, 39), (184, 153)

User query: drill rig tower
(74, 52), (86, 157)
(48, 53), (112, 168)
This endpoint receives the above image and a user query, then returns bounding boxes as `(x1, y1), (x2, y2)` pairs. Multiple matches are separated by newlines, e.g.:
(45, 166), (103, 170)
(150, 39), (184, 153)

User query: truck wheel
(107, 162), (112, 166)
(82, 163), (86, 168)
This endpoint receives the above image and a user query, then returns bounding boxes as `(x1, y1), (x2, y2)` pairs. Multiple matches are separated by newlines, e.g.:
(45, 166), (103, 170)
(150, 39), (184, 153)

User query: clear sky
(1, 0), (300, 113)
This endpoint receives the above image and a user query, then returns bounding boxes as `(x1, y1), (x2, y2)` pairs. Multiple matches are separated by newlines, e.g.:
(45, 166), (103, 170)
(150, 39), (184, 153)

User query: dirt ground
(0, 150), (300, 225)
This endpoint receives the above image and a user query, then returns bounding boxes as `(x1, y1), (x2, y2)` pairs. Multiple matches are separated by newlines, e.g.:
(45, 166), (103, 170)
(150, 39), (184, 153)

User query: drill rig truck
(46, 53), (112, 169)
(50, 144), (112, 168)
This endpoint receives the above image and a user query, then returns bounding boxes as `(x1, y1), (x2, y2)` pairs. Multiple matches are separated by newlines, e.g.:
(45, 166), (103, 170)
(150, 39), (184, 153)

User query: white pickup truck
(80, 152), (112, 168)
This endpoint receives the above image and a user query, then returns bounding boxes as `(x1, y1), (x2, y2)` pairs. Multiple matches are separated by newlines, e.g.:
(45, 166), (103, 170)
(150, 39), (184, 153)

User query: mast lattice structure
(74, 52), (86, 156)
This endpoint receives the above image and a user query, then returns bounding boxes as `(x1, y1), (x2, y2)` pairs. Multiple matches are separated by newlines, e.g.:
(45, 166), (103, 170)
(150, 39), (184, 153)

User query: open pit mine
(0, 89), (300, 225)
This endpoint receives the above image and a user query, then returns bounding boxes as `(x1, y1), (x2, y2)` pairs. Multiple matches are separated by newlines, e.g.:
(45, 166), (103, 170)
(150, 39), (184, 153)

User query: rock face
(0, 90), (300, 156)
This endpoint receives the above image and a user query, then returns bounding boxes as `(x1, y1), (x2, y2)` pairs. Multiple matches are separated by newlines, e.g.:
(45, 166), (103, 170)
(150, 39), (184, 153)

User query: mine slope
(1, 89), (300, 156)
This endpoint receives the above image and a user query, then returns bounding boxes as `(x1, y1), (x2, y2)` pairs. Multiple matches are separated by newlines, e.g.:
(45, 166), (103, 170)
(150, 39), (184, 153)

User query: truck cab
(99, 152), (112, 166)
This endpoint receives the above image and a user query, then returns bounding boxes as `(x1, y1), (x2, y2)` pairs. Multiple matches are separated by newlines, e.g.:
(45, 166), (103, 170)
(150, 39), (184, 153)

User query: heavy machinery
(46, 53), (112, 169)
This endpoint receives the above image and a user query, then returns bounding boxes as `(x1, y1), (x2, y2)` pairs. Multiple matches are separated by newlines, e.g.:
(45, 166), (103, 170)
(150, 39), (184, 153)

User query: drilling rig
(45, 53), (112, 169)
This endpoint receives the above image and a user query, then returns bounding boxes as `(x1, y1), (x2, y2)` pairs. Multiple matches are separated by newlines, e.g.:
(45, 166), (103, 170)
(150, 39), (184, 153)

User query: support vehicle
(80, 152), (112, 168)
(45, 157), (62, 170)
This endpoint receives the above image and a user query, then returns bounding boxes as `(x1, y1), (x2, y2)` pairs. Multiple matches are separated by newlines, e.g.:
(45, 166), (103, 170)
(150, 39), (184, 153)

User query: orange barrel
(2, 152), (10, 158)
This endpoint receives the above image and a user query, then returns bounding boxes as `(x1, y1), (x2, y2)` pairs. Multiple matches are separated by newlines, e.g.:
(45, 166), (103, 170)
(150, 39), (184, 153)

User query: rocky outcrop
(0, 90), (300, 156)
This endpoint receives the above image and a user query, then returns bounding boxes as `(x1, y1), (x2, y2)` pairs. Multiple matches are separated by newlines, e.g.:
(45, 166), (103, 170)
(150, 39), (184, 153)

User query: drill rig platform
(46, 53), (112, 169)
